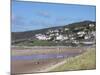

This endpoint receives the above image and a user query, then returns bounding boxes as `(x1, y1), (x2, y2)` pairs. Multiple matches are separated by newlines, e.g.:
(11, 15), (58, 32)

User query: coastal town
(12, 21), (96, 47)
(32, 23), (96, 46)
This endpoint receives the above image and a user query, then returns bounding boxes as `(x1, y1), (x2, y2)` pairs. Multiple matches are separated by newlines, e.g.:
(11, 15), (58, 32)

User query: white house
(56, 35), (68, 41)
(49, 33), (55, 37)
(55, 32), (59, 36)
(91, 31), (96, 36)
(84, 35), (89, 39)
(54, 29), (59, 33)
(63, 36), (68, 40)
(89, 24), (95, 27)
(77, 31), (85, 35)
(56, 35), (63, 41)
(48, 30), (54, 33)
(72, 40), (79, 44)
(70, 37), (75, 40)
(35, 34), (51, 40)
(65, 28), (69, 31)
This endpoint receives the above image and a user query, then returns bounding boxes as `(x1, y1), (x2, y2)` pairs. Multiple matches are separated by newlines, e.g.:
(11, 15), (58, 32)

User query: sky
(11, 0), (96, 32)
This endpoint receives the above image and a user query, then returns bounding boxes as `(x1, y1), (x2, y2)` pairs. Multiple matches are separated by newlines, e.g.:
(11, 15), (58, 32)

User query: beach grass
(50, 48), (96, 72)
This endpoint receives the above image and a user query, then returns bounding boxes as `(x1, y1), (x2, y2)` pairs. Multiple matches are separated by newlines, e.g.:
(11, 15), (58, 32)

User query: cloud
(55, 16), (83, 23)
(11, 15), (26, 26)
(11, 14), (16, 21)
(36, 11), (51, 18)
(30, 18), (55, 28)
(56, 17), (67, 21)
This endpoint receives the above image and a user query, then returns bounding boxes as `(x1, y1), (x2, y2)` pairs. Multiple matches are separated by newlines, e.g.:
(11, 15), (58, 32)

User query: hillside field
(50, 48), (96, 72)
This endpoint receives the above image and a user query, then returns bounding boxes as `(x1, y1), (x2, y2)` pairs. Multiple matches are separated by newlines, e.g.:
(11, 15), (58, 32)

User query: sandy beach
(11, 46), (87, 74)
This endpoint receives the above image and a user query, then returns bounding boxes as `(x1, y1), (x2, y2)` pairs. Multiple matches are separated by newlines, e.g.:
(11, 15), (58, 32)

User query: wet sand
(11, 46), (86, 74)
(11, 47), (85, 56)
(11, 58), (64, 74)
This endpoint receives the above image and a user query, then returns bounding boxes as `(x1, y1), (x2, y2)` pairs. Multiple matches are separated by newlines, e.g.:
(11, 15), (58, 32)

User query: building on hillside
(89, 24), (95, 27)
(56, 35), (63, 41)
(56, 35), (68, 41)
(35, 34), (51, 40)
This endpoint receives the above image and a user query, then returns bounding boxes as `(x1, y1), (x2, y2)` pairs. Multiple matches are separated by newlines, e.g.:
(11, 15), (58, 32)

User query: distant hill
(11, 20), (96, 46)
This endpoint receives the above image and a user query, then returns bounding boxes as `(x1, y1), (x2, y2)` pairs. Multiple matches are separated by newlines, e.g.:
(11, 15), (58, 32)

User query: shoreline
(11, 47), (95, 74)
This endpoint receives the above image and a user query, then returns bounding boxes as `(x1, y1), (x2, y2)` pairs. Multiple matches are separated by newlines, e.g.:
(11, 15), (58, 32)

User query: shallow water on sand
(12, 52), (82, 60)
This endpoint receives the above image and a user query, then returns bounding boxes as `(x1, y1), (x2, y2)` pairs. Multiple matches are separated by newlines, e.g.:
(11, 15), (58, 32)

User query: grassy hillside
(12, 21), (95, 41)
(50, 48), (96, 72)
(11, 20), (96, 46)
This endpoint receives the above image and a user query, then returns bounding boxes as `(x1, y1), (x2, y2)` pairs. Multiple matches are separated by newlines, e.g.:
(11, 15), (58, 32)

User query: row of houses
(34, 23), (95, 45)
(35, 31), (95, 41)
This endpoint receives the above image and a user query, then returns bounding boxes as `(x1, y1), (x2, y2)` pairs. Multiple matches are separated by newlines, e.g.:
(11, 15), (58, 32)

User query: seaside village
(34, 23), (96, 46)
